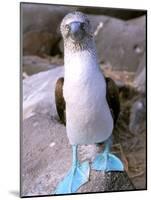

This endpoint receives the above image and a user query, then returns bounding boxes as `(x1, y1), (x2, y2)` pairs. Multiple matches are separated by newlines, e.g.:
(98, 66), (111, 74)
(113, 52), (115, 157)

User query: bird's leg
(55, 145), (90, 194)
(91, 137), (124, 171)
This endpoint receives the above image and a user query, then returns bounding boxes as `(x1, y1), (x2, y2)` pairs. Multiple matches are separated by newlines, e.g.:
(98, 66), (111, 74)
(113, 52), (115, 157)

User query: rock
(129, 96), (146, 135)
(133, 52), (146, 93)
(134, 67), (146, 92)
(22, 56), (61, 76)
(95, 15), (146, 71)
(22, 3), (146, 64)
(78, 7), (146, 20)
(23, 31), (59, 57)
(21, 3), (74, 56)
(78, 171), (134, 193)
(23, 67), (63, 121)
(21, 67), (134, 196)
(22, 3), (146, 35)
(130, 53), (146, 133)
(22, 3), (74, 35)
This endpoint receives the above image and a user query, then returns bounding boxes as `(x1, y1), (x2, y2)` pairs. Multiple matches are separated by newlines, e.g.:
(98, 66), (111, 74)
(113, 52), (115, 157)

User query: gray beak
(69, 21), (84, 41)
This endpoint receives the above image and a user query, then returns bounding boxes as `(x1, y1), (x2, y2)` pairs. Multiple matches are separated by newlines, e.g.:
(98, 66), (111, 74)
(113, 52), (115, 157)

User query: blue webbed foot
(91, 151), (124, 171)
(55, 145), (90, 194)
(55, 161), (90, 194)
(92, 137), (124, 172)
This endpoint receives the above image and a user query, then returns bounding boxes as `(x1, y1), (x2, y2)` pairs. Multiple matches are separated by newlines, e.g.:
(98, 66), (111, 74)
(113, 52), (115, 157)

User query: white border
(0, 0), (150, 200)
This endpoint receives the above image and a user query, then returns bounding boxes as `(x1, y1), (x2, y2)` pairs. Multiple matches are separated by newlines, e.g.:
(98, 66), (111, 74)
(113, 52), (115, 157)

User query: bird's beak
(69, 21), (84, 41)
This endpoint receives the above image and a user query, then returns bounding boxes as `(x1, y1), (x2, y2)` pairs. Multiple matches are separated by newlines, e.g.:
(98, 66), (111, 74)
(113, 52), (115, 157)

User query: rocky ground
(21, 3), (146, 197)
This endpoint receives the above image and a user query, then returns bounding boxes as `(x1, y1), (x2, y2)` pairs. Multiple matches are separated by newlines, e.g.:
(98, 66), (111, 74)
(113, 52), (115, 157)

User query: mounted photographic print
(20, 2), (147, 197)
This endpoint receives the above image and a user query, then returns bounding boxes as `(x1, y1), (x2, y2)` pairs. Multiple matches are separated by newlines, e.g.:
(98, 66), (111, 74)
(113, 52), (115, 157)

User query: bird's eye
(86, 19), (90, 24)
(65, 24), (70, 31)
(80, 23), (85, 30)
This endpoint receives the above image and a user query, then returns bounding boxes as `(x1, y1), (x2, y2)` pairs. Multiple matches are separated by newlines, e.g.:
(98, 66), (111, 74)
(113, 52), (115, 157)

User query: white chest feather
(64, 50), (113, 145)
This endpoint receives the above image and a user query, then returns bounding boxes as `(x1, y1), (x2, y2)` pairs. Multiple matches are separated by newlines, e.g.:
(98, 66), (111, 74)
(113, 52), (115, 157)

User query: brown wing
(55, 77), (66, 125)
(105, 77), (120, 125)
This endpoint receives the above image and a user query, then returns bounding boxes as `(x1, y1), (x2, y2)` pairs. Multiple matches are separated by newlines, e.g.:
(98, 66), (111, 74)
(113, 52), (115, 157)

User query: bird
(54, 11), (124, 194)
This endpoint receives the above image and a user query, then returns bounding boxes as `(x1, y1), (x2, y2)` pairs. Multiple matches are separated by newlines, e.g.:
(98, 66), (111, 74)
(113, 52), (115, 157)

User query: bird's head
(60, 12), (93, 45)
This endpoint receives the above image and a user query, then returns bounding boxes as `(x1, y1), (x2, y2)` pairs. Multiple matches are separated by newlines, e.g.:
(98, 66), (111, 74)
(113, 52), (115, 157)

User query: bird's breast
(63, 50), (113, 144)
(64, 50), (106, 105)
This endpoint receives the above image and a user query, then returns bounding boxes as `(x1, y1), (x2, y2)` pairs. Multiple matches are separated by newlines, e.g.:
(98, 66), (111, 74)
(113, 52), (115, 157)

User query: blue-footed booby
(55, 11), (124, 194)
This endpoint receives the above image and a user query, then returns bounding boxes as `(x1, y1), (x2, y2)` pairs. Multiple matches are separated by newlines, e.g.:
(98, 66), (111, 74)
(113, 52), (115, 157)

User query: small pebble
(33, 121), (39, 127)
(49, 142), (56, 147)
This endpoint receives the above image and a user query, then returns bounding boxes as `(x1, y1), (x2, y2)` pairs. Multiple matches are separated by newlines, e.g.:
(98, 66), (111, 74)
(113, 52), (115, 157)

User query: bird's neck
(64, 39), (102, 81)
(64, 37), (96, 54)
